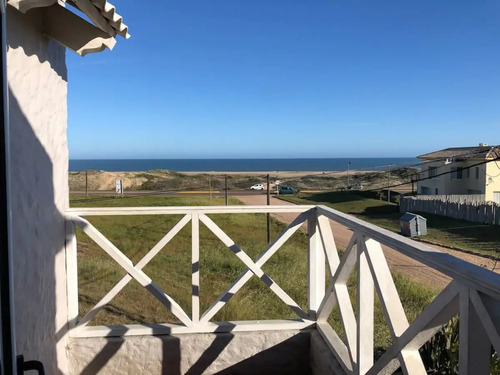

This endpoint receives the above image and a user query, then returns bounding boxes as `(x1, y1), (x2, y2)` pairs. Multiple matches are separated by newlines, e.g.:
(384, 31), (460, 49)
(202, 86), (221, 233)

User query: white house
(417, 144), (500, 203)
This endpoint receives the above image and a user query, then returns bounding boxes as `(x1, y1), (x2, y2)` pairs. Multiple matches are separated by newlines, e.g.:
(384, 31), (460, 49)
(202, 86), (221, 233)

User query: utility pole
(85, 170), (88, 197)
(209, 175), (212, 199)
(387, 169), (391, 202)
(267, 174), (270, 244)
(347, 161), (351, 191)
(225, 175), (228, 206)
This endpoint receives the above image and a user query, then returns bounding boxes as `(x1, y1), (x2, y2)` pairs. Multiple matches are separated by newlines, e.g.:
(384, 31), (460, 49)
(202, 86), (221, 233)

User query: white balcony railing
(65, 205), (500, 375)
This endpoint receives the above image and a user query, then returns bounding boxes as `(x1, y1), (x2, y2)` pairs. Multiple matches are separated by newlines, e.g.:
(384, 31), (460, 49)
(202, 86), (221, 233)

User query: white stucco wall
(7, 6), (69, 374)
(68, 330), (314, 375)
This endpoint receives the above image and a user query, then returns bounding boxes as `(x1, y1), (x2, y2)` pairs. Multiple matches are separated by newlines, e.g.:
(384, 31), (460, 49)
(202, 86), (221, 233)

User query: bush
(420, 317), (500, 373)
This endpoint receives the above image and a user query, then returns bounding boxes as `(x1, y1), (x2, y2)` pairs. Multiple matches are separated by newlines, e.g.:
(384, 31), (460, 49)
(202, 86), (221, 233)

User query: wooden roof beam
(42, 4), (116, 56)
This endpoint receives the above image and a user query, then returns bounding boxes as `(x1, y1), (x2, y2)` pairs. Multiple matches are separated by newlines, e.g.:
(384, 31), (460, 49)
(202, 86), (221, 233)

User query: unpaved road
(236, 195), (500, 290)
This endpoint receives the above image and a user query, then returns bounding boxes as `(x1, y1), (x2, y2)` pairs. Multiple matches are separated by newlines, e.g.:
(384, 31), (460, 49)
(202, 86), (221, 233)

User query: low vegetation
(69, 167), (418, 192)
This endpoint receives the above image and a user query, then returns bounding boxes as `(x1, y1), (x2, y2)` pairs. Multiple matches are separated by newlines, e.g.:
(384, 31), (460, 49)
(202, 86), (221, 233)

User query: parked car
(278, 185), (298, 194)
(346, 183), (364, 190)
(250, 184), (264, 190)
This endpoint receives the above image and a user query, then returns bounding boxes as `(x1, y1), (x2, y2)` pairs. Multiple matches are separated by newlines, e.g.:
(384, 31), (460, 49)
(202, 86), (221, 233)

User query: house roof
(67, 0), (130, 39)
(8, 0), (129, 55)
(418, 146), (500, 160)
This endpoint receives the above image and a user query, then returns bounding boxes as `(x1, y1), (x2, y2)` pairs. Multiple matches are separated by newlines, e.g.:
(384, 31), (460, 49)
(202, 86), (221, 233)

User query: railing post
(308, 208), (325, 319)
(192, 213), (200, 324)
(65, 217), (79, 328)
(357, 241), (374, 374)
(459, 286), (490, 375)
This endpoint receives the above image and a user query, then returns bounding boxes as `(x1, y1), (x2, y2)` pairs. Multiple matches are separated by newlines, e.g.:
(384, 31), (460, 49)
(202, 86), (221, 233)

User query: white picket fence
(65, 205), (500, 374)
(401, 197), (500, 225)
(414, 194), (486, 204)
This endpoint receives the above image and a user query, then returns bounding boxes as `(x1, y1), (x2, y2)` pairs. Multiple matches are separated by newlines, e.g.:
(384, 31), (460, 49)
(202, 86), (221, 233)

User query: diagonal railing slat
(72, 216), (192, 327)
(200, 210), (311, 323)
(75, 214), (191, 327)
(317, 233), (359, 366)
(199, 213), (310, 321)
(317, 321), (354, 373)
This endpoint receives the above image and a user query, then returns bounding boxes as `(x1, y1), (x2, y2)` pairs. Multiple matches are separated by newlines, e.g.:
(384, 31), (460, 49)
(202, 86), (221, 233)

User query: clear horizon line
(70, 156), (418, 160)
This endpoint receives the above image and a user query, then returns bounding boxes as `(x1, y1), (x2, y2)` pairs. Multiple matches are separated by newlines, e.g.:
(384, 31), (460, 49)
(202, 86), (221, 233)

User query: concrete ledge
(68, 329), (314, 375)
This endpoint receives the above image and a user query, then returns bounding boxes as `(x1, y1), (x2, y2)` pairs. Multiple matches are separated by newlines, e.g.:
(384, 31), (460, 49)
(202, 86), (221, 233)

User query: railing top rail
(317, 205), (500, 300)
(66, 205), (315, 216)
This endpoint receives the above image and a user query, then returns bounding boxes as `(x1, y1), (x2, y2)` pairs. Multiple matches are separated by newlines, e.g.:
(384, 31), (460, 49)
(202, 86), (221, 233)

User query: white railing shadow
(65, 205), (500, 375)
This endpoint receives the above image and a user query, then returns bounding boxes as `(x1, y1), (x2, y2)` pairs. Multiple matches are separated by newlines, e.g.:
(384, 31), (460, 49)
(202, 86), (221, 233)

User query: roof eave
(7, 0), (129, 56)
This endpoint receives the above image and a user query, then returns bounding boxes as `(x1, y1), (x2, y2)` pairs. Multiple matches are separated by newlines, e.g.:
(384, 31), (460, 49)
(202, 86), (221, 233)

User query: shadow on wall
(8, 7), (67, 80)
(8, 89), (65, 374)
(71, 331), (312, 375)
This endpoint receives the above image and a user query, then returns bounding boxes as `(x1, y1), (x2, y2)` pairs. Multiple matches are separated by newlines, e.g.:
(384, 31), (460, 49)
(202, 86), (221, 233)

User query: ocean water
(69, 158), (420, 172)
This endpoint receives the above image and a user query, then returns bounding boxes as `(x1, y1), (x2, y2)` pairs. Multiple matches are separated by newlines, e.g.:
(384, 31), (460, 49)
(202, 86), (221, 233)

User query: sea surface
(69, 158), (420, 172)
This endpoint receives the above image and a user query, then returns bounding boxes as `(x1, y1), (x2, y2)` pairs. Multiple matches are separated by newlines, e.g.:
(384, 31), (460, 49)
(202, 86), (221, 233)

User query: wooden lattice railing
(65, 205), (500, 375)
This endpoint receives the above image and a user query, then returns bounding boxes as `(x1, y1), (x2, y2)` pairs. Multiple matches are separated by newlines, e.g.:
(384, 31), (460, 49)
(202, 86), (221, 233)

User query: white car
(250, 184), (264, 190)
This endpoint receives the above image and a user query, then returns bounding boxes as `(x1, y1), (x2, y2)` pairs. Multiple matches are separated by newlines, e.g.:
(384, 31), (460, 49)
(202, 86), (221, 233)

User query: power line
(301, 147), (497, 181)
(364, 156), (500, 193)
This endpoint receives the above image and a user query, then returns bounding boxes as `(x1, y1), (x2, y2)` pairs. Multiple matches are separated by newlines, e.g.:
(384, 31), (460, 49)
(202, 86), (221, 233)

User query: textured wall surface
(68, 330), (313, 375)
(310, 330), (345, 375)
(7, 6), (69, 374)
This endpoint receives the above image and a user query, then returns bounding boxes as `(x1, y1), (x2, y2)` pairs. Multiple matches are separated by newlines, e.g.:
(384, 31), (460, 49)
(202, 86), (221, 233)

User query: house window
(467, 168), (470, 179)
(428, 167), (437, 178)
(451, 167), (463, 180)
(468, 189), (482, 194)
(435, 188), (438, 194)
(421, 186), (430, 195)
(476, 167), (479, 179)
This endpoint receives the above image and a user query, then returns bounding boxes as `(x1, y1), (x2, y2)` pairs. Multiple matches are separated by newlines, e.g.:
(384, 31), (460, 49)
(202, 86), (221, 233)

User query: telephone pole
(347, 161), (351, 191)
(209, 175), (212, 199)
(225, 175), (228, 206)
(267, 174), (270, 244)
(85, 170), (88, 197)
(387, 169), (391, 202)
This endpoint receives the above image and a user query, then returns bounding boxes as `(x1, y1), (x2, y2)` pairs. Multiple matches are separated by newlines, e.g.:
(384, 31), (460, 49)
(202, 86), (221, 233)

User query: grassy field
(71, 194), (436, 352)
(282, 191), (500, 256)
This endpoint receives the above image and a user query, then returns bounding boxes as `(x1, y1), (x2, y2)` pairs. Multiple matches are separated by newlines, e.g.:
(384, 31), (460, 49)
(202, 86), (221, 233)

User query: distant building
(417, 144), (500, 203)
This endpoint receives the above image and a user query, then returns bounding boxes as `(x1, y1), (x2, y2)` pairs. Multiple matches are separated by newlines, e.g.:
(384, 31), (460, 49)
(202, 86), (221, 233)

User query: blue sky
(67, 0), (500, 159)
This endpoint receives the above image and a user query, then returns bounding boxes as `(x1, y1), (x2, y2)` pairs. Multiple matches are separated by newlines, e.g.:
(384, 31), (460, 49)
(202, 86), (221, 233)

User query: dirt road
(236, 195), (500, 290)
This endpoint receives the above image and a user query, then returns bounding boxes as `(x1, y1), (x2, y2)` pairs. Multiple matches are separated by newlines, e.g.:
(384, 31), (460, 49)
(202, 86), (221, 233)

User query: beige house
(417, 145), (500, 203)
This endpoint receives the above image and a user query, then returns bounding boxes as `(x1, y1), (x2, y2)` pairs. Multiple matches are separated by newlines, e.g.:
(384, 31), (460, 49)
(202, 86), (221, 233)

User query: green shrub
(420, 317), (500, 373)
